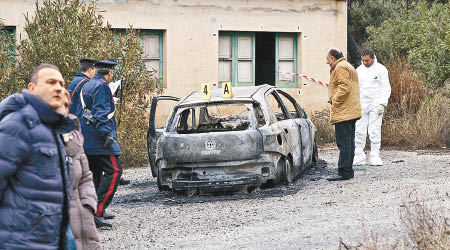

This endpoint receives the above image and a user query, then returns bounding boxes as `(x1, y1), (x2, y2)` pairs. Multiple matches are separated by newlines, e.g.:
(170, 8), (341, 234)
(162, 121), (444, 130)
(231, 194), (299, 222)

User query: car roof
(178, 84), (275, 106)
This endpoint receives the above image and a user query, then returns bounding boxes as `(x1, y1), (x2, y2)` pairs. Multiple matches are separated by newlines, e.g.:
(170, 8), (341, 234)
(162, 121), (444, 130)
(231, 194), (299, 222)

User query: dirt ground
(99, 148), (450, 250)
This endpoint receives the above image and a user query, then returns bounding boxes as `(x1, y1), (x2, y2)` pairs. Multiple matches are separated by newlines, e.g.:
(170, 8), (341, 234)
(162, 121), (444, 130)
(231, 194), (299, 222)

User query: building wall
(0, 0), (347, 113)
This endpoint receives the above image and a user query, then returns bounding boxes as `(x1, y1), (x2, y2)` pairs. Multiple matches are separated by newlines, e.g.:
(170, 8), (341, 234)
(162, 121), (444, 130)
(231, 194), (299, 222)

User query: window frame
(219, 31), (255, 87)
(265, 90), (291, 122)
(276, 89), (307, 119)
(140, 30), (164, 86)
(2, 26), (16, 56)
(275, 33), (298, 88)
(111, 28), (164, 86)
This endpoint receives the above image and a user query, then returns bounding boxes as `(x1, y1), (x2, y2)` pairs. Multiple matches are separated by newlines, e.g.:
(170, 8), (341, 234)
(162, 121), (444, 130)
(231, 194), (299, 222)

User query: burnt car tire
(312, 141), (319, 163)
(278, 156), (293, 185)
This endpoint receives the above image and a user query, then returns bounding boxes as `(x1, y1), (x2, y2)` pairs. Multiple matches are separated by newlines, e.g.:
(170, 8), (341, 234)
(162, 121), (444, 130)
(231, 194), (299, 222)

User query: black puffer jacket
(0, 90), (75, 249)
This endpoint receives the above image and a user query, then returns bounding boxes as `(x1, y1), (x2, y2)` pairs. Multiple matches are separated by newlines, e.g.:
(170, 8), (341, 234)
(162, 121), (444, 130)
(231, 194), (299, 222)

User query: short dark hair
(97, 68), (112, 76)
(328, 49), (344, 60)
(360, 48), (375, 58)
(29, 64), (60, 83)
(80, 63), (95, 72)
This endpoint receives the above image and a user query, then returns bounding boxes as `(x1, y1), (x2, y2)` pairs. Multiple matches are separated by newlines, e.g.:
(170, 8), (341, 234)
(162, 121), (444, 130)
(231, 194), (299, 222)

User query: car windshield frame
(166, 101), (261, 133)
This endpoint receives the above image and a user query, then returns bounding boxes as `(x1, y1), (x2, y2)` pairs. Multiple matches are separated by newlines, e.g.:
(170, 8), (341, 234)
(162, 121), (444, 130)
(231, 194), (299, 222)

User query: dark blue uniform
(67, 72), (90, 117)
(80, 72), (122, 218)
(80, 73), (121, 155)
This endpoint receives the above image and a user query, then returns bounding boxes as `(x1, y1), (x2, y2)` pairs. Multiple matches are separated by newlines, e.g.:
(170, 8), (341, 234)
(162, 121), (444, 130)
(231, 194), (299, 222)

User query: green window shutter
(218, 32), (233, 88)
(111, 29), (127, 77)
(275, 33), (297, 88)
(235, 32), (255, 87)
(2, 26), (16, 57)
(112, 28), (126, 43)
(111, 29), (163, 87)
(218, 32), (255, 87)
(141, 30), (163, 87)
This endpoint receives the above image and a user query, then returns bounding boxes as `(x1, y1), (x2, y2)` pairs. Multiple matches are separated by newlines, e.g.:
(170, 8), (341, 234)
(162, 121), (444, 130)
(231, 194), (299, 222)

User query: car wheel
(278, 156), (293, 185)
(312, 141), (319, 163)
(284, 157), (293, 184)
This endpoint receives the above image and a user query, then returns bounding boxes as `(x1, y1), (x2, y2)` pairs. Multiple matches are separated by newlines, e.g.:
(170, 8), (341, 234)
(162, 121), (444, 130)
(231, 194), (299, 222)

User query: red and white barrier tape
(277, 70), (329, 88)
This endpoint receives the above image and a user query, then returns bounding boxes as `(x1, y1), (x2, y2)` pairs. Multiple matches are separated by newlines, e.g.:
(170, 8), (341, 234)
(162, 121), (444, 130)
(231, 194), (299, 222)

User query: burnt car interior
(266, 92), (289, 121)
(176, 103), (258, 134)
(276, 90), (308, 119)
(265, 90), (308, 121)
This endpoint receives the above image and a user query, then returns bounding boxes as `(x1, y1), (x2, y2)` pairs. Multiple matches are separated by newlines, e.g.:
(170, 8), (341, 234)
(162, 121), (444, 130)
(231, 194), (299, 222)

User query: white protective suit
(354, 58), (391, 166)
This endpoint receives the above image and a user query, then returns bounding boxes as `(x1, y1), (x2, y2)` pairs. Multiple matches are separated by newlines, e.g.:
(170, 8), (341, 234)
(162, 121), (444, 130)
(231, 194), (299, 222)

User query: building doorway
(255, 32), (275, 86)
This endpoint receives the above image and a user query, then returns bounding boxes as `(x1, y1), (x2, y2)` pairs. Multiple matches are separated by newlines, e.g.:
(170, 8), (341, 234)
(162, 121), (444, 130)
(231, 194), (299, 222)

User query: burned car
(147, 85), (317, 193)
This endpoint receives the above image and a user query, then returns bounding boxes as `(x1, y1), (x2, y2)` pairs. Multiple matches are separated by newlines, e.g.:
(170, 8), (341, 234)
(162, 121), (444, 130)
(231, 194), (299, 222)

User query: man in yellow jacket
(326, 49), (362, 181)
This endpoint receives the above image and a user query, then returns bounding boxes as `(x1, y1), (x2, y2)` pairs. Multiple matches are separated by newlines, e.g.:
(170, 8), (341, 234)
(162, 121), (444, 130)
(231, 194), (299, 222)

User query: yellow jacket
(328, 58), (362, 124)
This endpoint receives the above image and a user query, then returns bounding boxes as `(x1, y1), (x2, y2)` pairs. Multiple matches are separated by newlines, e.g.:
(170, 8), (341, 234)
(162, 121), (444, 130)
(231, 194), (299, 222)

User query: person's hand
(104, 132), (115, 148)
(376, 105), (385, 116)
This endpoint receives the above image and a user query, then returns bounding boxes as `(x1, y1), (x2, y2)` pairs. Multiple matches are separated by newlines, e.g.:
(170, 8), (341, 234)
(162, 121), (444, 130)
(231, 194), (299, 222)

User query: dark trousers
(87, 155), (123, 217)
(335, 119), (357, 178)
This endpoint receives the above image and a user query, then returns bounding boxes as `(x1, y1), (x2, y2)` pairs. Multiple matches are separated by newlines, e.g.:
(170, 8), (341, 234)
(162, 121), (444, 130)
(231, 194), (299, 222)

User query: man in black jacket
(67, 58), (97, 117)
(0, 64), (75, 249)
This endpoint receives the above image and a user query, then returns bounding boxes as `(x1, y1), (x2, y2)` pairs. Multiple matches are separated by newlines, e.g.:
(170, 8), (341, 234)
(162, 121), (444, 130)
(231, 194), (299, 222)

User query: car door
(277, 90), (313, 169)
(263, 90), (302, 171)
(147, 96), (180, 177)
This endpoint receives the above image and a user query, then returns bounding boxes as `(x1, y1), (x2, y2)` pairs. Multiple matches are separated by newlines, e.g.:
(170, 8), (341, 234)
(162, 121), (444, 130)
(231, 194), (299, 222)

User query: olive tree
(0, 22), (18, 100)
(18, 0), (161, 167)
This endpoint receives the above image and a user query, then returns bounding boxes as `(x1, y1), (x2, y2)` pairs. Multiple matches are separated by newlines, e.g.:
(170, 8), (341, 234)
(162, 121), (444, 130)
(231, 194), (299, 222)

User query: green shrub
(17, 0), (119, 85)
(365, 1), (450, 87)
(13, 0), (160, 167)
(0, 22), (18, 100)
(348, 0), (401, 46)
(113, 29), (163, 167)
(382, 59), (450, 148)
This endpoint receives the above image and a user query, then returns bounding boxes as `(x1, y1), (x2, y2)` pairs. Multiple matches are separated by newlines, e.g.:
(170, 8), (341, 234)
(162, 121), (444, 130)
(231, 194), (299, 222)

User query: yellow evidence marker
(201, 83), (211, 99)
(222, 82), (233, 98)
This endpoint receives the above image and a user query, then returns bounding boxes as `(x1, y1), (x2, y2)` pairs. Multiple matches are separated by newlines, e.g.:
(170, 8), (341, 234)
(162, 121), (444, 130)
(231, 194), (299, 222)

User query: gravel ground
(99, 148), (450, 250)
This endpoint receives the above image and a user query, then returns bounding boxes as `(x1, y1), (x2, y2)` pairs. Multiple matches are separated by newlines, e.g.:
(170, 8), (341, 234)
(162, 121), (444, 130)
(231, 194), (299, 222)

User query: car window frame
(264, 90), (292, 122)
(168, 101), (259, 133)
(276, 89), (308, 119)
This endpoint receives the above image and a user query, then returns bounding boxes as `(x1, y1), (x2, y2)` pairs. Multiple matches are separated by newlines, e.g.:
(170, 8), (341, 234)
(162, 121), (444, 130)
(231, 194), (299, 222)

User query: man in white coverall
(354, 49), (391, 166)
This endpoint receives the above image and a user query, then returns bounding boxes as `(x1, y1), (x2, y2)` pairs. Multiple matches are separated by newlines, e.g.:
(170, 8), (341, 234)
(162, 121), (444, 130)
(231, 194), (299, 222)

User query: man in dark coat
(0, 64), (75, 249)
(67, 58), (97, 117)
(79, 59), (123, 228)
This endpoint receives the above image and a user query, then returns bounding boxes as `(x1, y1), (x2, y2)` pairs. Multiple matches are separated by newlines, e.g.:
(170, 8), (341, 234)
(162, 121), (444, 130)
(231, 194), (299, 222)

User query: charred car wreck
(147, 85), (317, 194)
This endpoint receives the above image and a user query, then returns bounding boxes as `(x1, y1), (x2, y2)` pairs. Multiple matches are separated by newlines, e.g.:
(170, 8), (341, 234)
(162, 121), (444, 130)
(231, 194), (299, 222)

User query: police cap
(95, 59), (118, 69)
(79, 58), (97, 67)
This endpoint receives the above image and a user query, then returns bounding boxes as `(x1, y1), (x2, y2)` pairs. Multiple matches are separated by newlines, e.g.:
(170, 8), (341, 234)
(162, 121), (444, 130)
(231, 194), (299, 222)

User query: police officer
(79, 59), (122, 228)
(67, 58), (97, 117)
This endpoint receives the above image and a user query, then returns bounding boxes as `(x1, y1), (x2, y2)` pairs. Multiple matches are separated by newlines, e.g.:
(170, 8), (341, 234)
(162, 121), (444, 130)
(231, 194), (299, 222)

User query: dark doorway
(255, 32), (275, 86)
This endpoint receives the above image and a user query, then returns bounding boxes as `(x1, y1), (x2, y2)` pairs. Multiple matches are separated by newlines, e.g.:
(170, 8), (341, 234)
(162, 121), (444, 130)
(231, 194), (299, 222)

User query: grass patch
(382, 59), (450, 148)
(309, 109), (335, 145)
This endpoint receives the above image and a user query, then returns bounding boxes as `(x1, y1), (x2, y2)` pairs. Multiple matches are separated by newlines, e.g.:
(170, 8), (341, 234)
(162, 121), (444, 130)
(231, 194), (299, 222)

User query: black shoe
(327, 175), (353, 181)
(102, 212), (115, 220)
(94, 216), (112, 228)
(119, 178), (130, 185)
